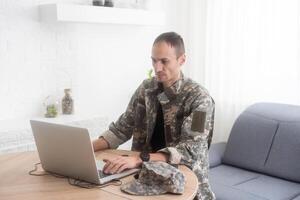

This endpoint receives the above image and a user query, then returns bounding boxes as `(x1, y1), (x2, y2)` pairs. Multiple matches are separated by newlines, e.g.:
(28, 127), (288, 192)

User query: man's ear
(178, 54), (186, 66)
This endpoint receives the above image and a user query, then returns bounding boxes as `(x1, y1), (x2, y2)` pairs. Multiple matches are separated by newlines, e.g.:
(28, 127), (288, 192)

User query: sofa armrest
(209, 142), (227, 168)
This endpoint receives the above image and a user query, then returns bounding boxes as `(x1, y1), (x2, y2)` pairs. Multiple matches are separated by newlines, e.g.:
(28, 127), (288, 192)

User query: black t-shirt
(150, 103), (166, 152)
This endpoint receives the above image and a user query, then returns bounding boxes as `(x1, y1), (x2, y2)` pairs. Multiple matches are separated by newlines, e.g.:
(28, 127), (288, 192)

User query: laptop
(30, 120), (139, 185)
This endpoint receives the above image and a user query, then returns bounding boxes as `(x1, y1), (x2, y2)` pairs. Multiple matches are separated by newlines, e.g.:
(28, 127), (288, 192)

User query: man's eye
(162, 60), (168, 65)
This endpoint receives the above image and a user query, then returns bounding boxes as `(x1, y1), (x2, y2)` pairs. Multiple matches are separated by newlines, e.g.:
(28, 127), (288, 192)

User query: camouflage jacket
(101, 73), (215, 200)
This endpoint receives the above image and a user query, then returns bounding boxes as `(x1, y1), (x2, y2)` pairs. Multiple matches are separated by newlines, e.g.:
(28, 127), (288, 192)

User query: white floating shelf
(39, 4), (165, 26)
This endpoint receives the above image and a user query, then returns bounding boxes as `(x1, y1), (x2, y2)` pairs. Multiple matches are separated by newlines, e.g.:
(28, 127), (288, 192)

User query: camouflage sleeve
(100, 83), (144, 149)
(158, 92), (215, 166)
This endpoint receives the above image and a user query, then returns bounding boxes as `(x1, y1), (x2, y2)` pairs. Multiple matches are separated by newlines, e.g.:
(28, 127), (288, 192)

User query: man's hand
(103, 155), (142, 174)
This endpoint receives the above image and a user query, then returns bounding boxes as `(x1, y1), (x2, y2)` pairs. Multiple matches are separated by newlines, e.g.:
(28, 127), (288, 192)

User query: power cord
(29, 163), (122, 189)
(29, 162), (65, 178)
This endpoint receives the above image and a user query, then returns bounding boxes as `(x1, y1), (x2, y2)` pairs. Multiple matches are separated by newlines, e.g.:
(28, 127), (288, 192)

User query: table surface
(0, 149), (198, 200)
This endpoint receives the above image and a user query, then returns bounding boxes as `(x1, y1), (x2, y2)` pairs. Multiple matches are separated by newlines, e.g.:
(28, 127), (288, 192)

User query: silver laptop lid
(30, 120), (100, 184)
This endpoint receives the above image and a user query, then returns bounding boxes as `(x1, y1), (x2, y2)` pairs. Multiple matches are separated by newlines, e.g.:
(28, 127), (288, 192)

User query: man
(92, 32), (215, 200)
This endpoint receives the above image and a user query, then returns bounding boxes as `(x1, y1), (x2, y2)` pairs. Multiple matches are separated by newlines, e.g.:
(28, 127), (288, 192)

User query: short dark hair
(153, 32), (185, 58)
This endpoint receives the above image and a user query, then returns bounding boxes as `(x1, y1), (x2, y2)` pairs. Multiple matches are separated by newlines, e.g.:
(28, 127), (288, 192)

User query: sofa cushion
(222, 111), (278, 172)
(210, 182), (268, 200)
(209, 164), (300, 200)
(209, 142), (227, 168)
(264, 122), (300, 183)
(245, 103), (300, 121)
(292, 195), (300, 200)
(209, 165), (260, 186)
(235, 175), (300, 200)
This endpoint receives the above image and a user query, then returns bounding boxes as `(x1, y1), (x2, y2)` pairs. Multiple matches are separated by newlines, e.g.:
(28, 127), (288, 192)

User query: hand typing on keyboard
(103, 155), (142, 174)
(96, 160), (112, 177)
(98, 169), (111, 178)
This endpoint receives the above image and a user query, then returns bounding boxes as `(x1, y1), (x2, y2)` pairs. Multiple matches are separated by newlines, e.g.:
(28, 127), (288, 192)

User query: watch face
(140, 151), (150, 162)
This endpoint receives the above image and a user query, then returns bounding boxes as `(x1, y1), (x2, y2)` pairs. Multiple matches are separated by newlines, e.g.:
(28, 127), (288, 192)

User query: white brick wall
(0, 0), (187, 152)
(0, 115), (111, 153)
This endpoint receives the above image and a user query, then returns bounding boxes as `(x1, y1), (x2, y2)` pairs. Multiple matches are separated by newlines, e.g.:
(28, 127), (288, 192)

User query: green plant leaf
(147, 69), (153, 79)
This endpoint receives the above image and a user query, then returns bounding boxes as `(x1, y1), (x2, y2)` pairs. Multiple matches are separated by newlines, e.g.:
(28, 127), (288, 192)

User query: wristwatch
(139, 151), (150, 162)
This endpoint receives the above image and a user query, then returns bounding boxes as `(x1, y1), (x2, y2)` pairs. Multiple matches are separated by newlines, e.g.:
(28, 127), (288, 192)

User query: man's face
(151, 41), (185, 87)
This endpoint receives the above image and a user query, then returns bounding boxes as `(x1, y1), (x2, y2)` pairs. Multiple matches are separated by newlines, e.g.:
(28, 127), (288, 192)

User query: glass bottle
(93, 0), (104, 6)
(62, 89), (74, 115)
(104, 0), (114, 7)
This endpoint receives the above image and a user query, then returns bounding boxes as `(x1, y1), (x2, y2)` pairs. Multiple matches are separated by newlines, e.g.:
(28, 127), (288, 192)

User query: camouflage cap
(120, 161), (185, 196)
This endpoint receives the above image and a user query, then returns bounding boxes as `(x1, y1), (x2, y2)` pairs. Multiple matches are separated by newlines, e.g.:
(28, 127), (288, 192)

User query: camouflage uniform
(121, 161), (185, 195)
(101, 73), (215, 200)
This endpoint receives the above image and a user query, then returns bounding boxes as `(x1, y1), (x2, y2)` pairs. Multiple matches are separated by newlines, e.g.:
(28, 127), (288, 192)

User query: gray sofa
(209, 103), (300, 200)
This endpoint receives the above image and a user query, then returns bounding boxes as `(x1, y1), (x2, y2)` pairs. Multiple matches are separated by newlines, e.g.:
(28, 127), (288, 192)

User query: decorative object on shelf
(44, 95), (59, 118)
(93, 0), (104, 6)
(104, 0), (114, 7)
(62, 88), (74, 115)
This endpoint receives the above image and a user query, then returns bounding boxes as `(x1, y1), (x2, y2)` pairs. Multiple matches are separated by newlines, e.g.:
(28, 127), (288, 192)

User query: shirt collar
(155, 72), (185, 104)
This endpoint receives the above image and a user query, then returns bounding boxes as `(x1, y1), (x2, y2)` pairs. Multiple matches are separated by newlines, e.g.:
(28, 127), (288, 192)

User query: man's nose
(154, 62), (163, 73)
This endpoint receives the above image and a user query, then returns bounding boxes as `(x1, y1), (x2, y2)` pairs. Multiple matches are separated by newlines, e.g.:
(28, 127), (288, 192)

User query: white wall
(0, 0), (190, 152)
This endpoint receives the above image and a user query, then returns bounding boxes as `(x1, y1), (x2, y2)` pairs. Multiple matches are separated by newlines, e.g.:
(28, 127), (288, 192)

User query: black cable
(28, 162), (47, 176)
(29, 163), (122, 189)
(28, 162), (66, 178)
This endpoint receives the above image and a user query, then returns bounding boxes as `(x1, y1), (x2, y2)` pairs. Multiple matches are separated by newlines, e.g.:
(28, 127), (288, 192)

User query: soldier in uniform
(93, 32), (215, 200)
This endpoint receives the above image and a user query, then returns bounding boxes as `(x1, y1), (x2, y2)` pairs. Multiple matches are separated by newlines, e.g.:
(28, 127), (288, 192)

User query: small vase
(104, 0), (114, 7)
(62, 89), (74, 115)
(93, 0), (104, 6)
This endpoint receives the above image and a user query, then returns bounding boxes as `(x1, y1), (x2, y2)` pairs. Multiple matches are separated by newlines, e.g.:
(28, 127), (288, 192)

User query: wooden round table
(0, 149), (198, 200)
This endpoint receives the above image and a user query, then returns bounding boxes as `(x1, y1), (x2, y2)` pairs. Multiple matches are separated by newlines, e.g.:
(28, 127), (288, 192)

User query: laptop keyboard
(98, 170), (110, 178)
(96, 160), (111, 178)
